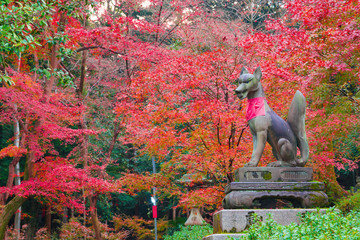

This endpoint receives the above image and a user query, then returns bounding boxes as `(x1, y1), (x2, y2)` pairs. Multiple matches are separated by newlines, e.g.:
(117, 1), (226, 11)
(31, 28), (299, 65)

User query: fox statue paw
(244, 162), (258, 167)
(267, 161), (295, 167)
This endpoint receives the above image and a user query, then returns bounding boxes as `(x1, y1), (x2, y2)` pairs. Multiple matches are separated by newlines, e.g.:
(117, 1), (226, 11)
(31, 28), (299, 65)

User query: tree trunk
(62, 207), (68, 223)
(0, 131), (30, 239)
(14, 117), (21, 239)
(106, 120), (121, 160)
(43, 13), (65, 104)
(75, 16), (102, 240)
(24, 198), (41, 240)
(0, 196), (27, 240)
(89, 195), (102, 240)
(43, 43), (59, 103)
(45, 205), (51, 235)
(77, 50), (87, 99)
(172, 207), (176, 222)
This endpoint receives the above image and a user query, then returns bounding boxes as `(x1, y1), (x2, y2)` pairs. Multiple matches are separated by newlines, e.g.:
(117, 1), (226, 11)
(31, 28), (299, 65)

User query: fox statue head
(235, 66), (262, 100)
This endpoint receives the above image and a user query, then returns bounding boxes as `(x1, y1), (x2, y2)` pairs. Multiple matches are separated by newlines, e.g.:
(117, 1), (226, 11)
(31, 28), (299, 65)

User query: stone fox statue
(235, 67), (309, 167)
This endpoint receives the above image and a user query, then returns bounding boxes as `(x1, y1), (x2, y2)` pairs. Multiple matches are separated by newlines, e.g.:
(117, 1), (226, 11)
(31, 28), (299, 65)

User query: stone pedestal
(223, 167), (328, 209)
(203, 167), (329, 240)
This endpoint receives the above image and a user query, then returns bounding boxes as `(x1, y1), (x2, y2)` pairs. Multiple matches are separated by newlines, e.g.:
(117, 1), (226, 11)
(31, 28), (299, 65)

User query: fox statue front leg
(245, 115), (269, 167)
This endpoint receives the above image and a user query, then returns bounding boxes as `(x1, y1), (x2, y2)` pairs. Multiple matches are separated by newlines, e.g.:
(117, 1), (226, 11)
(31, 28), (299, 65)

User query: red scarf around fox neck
(246, 97), (266, 121)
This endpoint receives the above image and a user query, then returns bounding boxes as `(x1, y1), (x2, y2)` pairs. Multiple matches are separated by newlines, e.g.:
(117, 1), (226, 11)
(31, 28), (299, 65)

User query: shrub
(163, 225), (213, 240)
(59, 218), (95, 239)
(34, 228), (50, 240)
(113, 215), (168, 240)
(337, 191), (360, 214)
(238, 208), (360, 240)
(59, 218), (129, 240)
(5, 225), (26, 240)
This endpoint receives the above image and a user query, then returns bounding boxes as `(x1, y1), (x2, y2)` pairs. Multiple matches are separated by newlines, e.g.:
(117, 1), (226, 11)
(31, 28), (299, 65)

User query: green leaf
(0, 75), (14, 85)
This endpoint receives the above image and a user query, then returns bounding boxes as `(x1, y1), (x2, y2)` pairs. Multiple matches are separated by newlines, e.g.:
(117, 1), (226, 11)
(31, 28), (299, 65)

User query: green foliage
(96, 193), (137, 223)
(0, 0), (53, 77)
(0, 124), (14, 186)
(0, 75), (13, 85)
(163, 225), (213, 240)
(337, 192), (360, 214)
(0, 1), (76, 87)
(324, 179), (348, 205)
(335, 130), (360, 161)
(238, 208), (360, 240)
(165, 217), (187, 236)
(34, 68), (75, 88)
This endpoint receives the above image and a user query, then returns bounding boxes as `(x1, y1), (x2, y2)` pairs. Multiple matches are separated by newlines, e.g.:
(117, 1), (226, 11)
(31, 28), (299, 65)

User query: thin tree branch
(237, 125), (248, 147)
(75, 46), (124, 55)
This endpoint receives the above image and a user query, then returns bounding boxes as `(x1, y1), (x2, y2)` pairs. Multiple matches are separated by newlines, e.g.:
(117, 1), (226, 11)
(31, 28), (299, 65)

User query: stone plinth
(213, 209), (328, 234)
(207, 167), (329, 239)
(203, 233), (245, 240)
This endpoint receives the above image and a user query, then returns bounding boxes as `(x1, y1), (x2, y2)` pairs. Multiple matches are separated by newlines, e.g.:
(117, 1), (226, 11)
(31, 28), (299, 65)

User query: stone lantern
(177, 173), (212, 226)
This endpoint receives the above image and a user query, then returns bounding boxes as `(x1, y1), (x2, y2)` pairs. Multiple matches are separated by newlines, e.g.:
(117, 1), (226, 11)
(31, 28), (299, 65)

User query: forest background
(0, 0), (359, 239)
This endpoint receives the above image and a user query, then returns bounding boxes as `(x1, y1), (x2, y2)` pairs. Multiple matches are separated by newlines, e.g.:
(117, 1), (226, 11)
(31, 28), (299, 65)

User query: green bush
(236, 208), (360, 240)
(163, 225), (213, 240)
(337, 191), (360, 213)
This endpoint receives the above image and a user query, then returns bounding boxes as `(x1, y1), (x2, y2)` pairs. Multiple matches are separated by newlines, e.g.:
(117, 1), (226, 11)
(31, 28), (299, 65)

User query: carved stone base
(223, 189), (328, 209)
(235, 167), (313, 182)
(223, 167), (328, 209)
(225, 181), (325, 192)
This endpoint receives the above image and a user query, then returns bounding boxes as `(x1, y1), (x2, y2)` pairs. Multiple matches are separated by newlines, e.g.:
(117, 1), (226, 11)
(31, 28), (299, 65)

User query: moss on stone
(263, 172), (272, 180)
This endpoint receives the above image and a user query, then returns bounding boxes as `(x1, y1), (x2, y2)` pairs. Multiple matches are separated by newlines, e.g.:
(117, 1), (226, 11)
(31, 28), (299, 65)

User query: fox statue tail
(287, 90), (309, 167)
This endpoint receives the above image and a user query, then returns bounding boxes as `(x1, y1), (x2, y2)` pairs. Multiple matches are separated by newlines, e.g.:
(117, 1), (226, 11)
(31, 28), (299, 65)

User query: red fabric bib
(246, 97), (266, 121)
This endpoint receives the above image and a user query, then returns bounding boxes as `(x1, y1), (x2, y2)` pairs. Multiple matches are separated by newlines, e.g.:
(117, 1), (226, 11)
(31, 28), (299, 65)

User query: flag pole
(152, 157), (158, 240)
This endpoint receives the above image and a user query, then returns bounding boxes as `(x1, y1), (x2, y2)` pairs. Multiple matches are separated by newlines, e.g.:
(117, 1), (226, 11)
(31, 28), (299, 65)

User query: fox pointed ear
(240, 67), (249, 76)
(254, 66), (262, 81)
